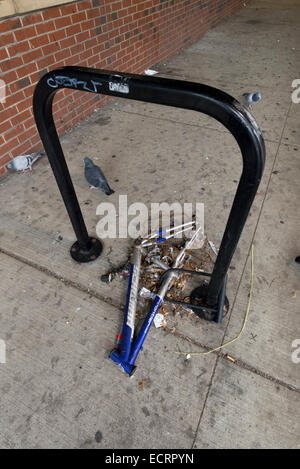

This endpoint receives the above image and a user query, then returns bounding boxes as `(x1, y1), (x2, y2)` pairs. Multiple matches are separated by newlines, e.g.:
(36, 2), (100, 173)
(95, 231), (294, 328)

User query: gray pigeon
(7, 152), (44, 172)
(241, 92), (262, 108)
(83, 157), (115, 196)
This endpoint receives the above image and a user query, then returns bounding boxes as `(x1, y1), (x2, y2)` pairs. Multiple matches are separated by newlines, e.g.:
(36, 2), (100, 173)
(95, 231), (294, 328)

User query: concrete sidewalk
(0, 0), (299, 449)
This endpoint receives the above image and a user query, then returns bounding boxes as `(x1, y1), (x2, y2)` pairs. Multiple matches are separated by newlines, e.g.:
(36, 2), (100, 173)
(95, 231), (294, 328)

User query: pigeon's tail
(29, 152), (45, 164)
(105, 187), (115, 196)
(33, 152), (45, 160)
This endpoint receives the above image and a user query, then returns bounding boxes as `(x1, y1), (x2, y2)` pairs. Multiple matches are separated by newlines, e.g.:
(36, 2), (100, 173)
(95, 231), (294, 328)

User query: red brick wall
(0, 0), (247, 176)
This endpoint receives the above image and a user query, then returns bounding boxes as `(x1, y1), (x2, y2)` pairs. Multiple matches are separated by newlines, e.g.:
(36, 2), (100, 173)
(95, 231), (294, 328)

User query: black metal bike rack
(33, 66), (265, 320)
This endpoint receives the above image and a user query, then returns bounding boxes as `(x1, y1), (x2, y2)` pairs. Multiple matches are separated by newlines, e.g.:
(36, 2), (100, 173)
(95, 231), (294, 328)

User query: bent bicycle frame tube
(33, 66), (265, 307)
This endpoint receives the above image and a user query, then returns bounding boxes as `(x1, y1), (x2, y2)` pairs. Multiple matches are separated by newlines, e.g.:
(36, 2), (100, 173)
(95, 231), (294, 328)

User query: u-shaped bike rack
(33, 66), (265, 316)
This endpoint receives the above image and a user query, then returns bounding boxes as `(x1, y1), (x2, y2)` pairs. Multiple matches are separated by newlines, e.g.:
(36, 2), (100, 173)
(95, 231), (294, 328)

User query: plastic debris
(144, 69), (158, 75)
(154, 313), (167, 328)
(142, 221), (196, 247)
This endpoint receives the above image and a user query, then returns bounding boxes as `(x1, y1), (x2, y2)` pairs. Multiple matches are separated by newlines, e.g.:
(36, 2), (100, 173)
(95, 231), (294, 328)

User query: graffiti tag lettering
(47, 75), (102, 92)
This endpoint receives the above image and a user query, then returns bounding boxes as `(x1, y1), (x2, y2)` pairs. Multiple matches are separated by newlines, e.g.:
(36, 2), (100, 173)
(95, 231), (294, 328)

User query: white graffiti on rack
(47, 75), (103, 92)
(109, 75), (130, 94)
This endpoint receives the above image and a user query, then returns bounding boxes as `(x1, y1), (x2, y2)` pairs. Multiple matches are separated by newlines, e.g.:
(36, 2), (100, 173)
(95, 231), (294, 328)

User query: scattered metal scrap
(100, 260), (130, 283)
(101, 231), (218, 330)
(110, 223), (208, 374)
(106, 223), (230, 376)
(137, 236), (221, 329)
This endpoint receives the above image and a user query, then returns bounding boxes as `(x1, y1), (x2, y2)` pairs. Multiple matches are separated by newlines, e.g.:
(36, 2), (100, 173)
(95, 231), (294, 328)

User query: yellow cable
(171, 244), (254, 357)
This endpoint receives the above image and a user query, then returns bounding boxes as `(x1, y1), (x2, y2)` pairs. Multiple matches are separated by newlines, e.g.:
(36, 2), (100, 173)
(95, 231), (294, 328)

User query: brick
(17, 97), (32, 113)
(84, 37), (99, 50)
(14, 26), (36, 42)
(29, 135), (41, 147)
(0, 48), (9, 61)
(36, 55), (56, 70)
(82, 19), (96, 32)
(60, 3), (78, 15)
(18, 77), (31, 89)
(17, 63), (37, 80)
(21, 13), (43, 26)
(25, 81), (39, 100)
(35, 21), (56, 35)
(78, 1), (92, 11)
(51, 60), (64, 69)
(65, 24), (82, 37)
(75, 31), (90, 43)
(69, 43), (82, 56)
(72, 12), (87, 24)
(9, 80), (20, 94)
(6, 87), (26, 106)
(11, 141), (32, 158)
(0, 57), (23, 73)
(1, 71), (18, 87)
(55, 16), (72, 29)
(55, 49), (71, 62)
(0, 120), (11, 135)
(0, 108), (16, 128)
(48, 29), (66, 42)
(0, 153), (13, 167)
(4, 124), (24, 142)
(11, 109), (32, 127)
(22, 49), (41, 64)
(29, 34), (49, 49)
(17, 126), (37, 144)
(59, 36), (76, 49)
(0, 137), (19, 155)
(0, 32), (15, 46)
(111, 1), (122, 12)
(42, 42), (60, 56)
(7, 41), (30, 56)
(28, 70), (41, 85)
(42, 7), (61, 20)
(0, 18), (21, 33)
(87, 8), (100, 20)
(37, 68), (48, 79)
(22, 113), (35, 129)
